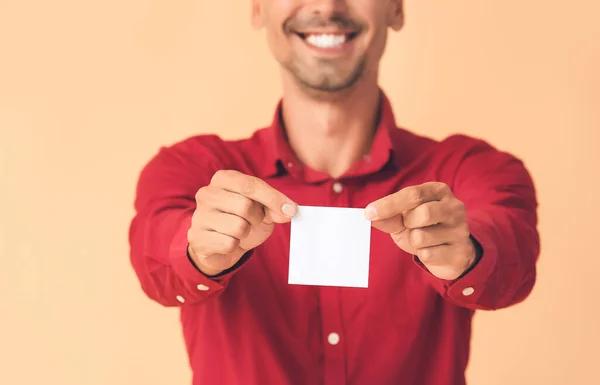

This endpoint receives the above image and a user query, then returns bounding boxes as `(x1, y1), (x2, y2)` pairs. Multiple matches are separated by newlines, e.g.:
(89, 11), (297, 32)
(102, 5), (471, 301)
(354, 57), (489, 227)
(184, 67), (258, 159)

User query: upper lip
(295, 29), (358, 34)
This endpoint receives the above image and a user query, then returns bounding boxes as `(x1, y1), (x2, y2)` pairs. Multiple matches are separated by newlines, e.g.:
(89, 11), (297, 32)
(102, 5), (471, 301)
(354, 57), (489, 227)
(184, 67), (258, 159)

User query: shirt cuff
(445, 212), (499, 306)
(168, 215), (227, 292)
(411, 212), (499, 307)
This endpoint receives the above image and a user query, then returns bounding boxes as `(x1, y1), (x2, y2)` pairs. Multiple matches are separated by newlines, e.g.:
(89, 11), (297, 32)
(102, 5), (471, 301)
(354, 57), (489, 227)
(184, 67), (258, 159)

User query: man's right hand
(187, 170), (298, 276)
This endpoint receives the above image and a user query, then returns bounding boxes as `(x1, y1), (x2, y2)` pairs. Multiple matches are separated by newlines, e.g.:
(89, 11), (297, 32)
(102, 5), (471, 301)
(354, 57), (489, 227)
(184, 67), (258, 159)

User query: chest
(229, 172), (443, 326)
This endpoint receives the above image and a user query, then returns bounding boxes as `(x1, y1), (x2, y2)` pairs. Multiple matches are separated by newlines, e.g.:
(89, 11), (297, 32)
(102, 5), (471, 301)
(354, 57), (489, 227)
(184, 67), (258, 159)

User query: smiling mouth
(295, 32), (359, 49)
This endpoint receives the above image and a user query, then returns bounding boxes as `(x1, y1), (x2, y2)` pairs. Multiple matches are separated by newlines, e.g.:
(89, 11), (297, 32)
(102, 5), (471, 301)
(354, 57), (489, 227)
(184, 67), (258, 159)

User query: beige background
(1, 1), (598, 384)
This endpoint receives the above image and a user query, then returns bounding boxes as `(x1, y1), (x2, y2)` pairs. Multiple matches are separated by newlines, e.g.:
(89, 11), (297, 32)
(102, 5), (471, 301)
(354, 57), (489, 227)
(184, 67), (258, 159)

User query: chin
(293, 75), (366, 99)
(298, 63), (366, 93)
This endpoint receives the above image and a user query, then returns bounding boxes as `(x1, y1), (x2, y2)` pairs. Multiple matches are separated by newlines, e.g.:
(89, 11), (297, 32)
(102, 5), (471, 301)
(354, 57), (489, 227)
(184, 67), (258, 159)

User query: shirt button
(197, 284), (209, 291)
(176, 295), (185, 303)
(462, 287), (475, 296)
(332, 182), (343, 193)
(287, 162), (293, 168)
(327, 332), (340, 345)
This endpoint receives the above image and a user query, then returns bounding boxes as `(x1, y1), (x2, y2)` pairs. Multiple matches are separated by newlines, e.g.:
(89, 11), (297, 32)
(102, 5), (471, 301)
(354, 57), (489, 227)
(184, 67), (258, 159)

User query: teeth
(305, 34), (346, 49)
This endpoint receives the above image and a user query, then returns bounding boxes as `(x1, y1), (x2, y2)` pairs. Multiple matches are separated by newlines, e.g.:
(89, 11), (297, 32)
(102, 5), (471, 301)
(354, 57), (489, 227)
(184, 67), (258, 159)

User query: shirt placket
(321, 179), (349, 385)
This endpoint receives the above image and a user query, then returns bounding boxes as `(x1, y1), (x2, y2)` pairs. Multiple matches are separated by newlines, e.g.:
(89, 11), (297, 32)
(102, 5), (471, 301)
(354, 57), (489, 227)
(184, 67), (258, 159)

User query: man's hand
(188, 170), (298, 276)
(364, 182), (478, 280)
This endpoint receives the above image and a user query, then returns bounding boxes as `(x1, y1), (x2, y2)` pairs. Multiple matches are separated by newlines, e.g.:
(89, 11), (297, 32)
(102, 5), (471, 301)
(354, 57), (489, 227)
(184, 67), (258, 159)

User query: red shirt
(129, 93), (540, 385)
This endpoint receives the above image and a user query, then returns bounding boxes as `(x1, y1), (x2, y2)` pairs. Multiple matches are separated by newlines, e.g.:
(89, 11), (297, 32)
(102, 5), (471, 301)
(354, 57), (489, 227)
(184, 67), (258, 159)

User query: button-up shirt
(129, 93), (540, 385)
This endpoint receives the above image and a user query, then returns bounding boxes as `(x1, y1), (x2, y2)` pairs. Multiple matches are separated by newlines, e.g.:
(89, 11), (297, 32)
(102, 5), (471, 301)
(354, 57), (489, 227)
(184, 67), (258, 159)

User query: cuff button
(462, 287), (475, 296)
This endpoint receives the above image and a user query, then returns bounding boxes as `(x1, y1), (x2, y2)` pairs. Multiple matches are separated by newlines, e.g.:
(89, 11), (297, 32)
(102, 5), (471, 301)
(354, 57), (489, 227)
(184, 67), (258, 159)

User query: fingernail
(282, 203), (297, 217)
(364, 205), (377, 221)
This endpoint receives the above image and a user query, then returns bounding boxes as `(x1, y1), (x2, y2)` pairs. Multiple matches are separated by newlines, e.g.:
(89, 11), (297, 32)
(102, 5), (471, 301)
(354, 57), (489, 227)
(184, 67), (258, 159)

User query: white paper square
(288, 205), (371, 288)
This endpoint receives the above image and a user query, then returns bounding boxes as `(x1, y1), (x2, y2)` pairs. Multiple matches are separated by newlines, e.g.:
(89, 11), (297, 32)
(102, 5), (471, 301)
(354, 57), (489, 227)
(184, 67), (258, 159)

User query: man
(129, 1), (540, 384)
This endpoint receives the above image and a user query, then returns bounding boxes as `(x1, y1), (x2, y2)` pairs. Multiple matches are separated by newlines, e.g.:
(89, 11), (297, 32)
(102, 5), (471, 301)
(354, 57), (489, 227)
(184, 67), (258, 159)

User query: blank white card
(288, 206), (372, 288)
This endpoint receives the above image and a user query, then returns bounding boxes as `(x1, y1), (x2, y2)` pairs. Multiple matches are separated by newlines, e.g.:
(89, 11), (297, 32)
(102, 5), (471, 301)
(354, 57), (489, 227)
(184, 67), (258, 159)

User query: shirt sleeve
(128, 138), (247, 307)
(415, 136), (541, 311)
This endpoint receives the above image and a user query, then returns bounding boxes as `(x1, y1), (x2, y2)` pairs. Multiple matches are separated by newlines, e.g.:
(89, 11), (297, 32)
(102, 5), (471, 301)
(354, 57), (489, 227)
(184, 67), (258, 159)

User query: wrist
(187, 244), (224, 277)
(459, 236), (482, 277)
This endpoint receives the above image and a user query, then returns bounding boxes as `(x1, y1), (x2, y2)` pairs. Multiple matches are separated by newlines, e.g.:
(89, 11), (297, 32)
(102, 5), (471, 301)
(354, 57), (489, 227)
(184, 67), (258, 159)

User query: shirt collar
(257, 89), (402, 182)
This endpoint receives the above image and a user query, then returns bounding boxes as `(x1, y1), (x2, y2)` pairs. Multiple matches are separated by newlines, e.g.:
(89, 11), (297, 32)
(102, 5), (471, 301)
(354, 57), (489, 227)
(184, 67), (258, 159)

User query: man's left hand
(364, 182), (479, 281)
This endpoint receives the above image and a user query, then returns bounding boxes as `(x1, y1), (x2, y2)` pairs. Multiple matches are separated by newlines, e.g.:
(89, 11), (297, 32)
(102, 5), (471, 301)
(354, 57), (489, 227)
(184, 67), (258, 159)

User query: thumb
(370, 214), (406, 234)
(264, 203), (297, 224)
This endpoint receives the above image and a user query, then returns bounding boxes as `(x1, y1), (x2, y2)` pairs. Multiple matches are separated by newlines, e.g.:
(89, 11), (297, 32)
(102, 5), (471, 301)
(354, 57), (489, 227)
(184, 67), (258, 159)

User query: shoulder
(409, 131), (525, 172)
(436, 134), (528, 175)
(391, 128), (532, 187)
(133, 131), (268, 208)
(438, 134), (506, 156)
(390, 128), (513, 168)
(389, 126), (503, 155)
(431, 134), (535, 196)
(140, 128), (269, 178)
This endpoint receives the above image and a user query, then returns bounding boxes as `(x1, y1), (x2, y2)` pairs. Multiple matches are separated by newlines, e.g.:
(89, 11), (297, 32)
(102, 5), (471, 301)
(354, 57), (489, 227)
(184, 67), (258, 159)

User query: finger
(412, 222), (470, 249)
(403, 201), (449, 229)
(389, 227), (414, 254)
(199, 187), (265, 226)
(365, 182), (451, 221)
(370, 214), (406, 234)
(211, 170), (297, 222)
(415, 244), (454, 266)
(206, 210), (253, 240)
(192, 229), (241, 257)
(408, 224), (454, 249)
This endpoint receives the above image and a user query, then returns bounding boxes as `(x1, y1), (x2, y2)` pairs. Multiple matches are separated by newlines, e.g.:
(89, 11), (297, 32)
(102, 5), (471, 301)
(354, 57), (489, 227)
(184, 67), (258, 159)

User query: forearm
(416, 135), (540, 310)
(413, 206), (539, 311)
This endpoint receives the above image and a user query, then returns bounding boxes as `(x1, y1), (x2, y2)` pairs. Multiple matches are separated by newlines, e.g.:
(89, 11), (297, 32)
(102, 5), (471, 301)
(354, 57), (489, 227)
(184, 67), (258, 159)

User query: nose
(305, 0), (348, 17)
